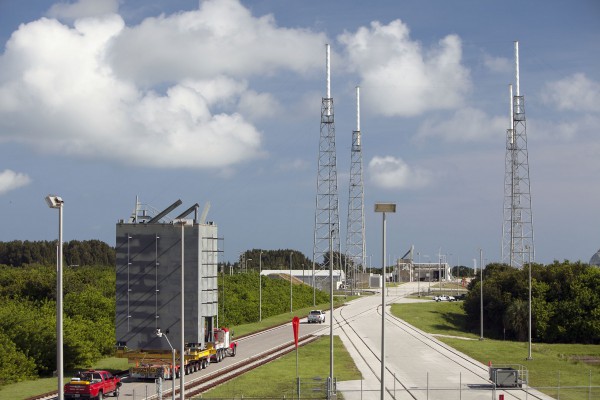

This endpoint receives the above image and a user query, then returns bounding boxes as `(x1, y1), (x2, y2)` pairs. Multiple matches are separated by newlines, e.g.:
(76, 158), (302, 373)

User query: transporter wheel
(231, 345), (237, 357)
(97, 392), (104, 400)
(113, 387), (120, 397)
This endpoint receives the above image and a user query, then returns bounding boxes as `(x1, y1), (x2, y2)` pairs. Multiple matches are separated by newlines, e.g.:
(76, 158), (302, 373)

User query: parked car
(434, 295), (448, 302)
(307, 310), (326, 323)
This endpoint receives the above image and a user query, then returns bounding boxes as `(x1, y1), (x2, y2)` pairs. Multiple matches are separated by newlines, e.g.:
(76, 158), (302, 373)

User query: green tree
(0, 332), (37, 385)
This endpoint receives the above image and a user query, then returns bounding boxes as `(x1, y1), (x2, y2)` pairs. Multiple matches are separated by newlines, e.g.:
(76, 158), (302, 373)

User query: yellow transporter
(117, 345), (215, 380)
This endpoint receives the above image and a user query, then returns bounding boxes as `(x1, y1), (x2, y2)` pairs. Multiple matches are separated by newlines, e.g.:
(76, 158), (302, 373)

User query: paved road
(335, 282), (554, 400)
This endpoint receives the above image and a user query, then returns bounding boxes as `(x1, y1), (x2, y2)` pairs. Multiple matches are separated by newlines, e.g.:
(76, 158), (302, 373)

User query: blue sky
(0, 0), (599, 267)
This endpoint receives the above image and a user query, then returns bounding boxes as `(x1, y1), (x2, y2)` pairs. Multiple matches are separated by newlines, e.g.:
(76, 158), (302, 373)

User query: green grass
(0, 358), (130, 400)
(390, 301), (478, 339)
(199, 336), (361, 399)
(391, 302), (600, 399)
(232, 297), (353, 337)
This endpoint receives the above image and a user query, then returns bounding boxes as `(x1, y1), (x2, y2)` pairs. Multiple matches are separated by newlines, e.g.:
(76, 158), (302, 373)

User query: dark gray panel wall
(115, 221), (218, 351)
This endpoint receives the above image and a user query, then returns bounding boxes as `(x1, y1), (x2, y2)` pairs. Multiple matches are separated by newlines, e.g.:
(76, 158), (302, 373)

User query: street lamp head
(45, 195), (63, 209)
(374, 203), (396, 213)
(155, 328), (163, 337)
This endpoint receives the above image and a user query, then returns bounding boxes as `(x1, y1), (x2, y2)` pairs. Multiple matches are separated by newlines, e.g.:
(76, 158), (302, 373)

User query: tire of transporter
(113, 387), (120, 397)
(231, 345), (237, 357)
(202, 359), (208, 369)
(218, 349), (222, 362)
(97, 391), (103, 400)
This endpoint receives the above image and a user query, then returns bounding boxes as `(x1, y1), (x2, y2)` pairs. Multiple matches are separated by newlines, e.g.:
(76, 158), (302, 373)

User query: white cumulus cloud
(338, 20), (471, 117)
(542, 73), (600, 113)
(368, 156), (432, 190)
(0, 0), (327, 169)
(108, 0), (326, 86)
(0, 170), (31, 195)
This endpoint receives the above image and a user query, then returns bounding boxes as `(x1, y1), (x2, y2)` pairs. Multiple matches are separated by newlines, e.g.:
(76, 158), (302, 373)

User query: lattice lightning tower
(312, 44), (341, 289)
(346, 87), (366, 277)
(502, 41), (535, 268)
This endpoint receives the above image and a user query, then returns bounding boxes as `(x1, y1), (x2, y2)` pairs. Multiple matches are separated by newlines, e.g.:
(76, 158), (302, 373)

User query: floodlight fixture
(45, 195), (64, 209)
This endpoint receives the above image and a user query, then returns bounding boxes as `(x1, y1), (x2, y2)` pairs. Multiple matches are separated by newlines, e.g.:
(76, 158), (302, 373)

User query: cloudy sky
(1, 0), (598, 267)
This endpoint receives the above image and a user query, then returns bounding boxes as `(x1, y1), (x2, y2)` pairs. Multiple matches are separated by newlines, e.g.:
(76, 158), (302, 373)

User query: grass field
(391, 301), (600, 399)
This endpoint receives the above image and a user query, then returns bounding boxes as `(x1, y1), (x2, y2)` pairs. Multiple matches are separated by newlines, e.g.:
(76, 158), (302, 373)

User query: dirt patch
(569, 355), (600, 365)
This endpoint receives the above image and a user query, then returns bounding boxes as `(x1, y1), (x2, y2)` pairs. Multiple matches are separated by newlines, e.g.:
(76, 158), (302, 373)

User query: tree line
(0, 240), (115, 267)
(0, 263), (115, 385)
(463, 260), (600, 343)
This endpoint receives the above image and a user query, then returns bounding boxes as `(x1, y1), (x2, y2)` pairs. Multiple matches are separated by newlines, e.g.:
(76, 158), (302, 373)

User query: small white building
(260, 269), (346, 291)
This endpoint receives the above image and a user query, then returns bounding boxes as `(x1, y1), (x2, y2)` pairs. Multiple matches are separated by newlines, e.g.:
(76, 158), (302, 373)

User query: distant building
(395, 261), (451, 282)
(115, 199), (219, 351)
(260, 269), (346, 291)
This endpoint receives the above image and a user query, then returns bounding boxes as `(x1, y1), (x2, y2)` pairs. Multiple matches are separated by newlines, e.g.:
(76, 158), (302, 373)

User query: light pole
(375, 203), (396, 400)
(479, 248), (484, 341)
(526, 245), (533, 360)
(245, 258), (252, 273)
(417, 251), (420, 297)
(156, 329), (176, 400)
(290, 252), (293, 313)
(259, 251), (263, 322)
(177, 220), (185, 400)
(329, 229), (334, 399)
(45, 195), (64, 400)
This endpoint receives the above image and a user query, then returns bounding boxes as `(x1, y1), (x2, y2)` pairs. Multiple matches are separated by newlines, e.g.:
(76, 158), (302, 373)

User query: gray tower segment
(502, 41), (534, 268)
(116, 215), (218, 351)
(313, 44), (341, 291)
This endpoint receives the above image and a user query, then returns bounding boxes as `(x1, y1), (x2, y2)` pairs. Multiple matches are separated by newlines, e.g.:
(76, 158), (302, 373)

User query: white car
(434, 295), (456, 302)
(307, 310), (326, 323)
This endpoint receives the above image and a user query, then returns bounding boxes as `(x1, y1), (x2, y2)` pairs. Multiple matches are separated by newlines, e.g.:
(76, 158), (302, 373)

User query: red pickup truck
(64, 370), (121, 399)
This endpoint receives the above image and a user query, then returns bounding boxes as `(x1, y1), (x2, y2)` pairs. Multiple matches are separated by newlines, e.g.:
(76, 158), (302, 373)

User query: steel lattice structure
(502, 42), (534, 268)
(312, 44), (340, 291)
(345, 87), (366, 279)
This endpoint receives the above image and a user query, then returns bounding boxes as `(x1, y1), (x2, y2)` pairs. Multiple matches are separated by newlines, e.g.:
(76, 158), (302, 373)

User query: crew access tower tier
(115, 198), (219, 351)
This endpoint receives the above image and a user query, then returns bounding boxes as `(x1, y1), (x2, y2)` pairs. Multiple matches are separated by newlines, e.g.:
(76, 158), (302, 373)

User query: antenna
(326, 44), (331, 99)
(356, 86), (360, 132)
(514, 41), (520, 97)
